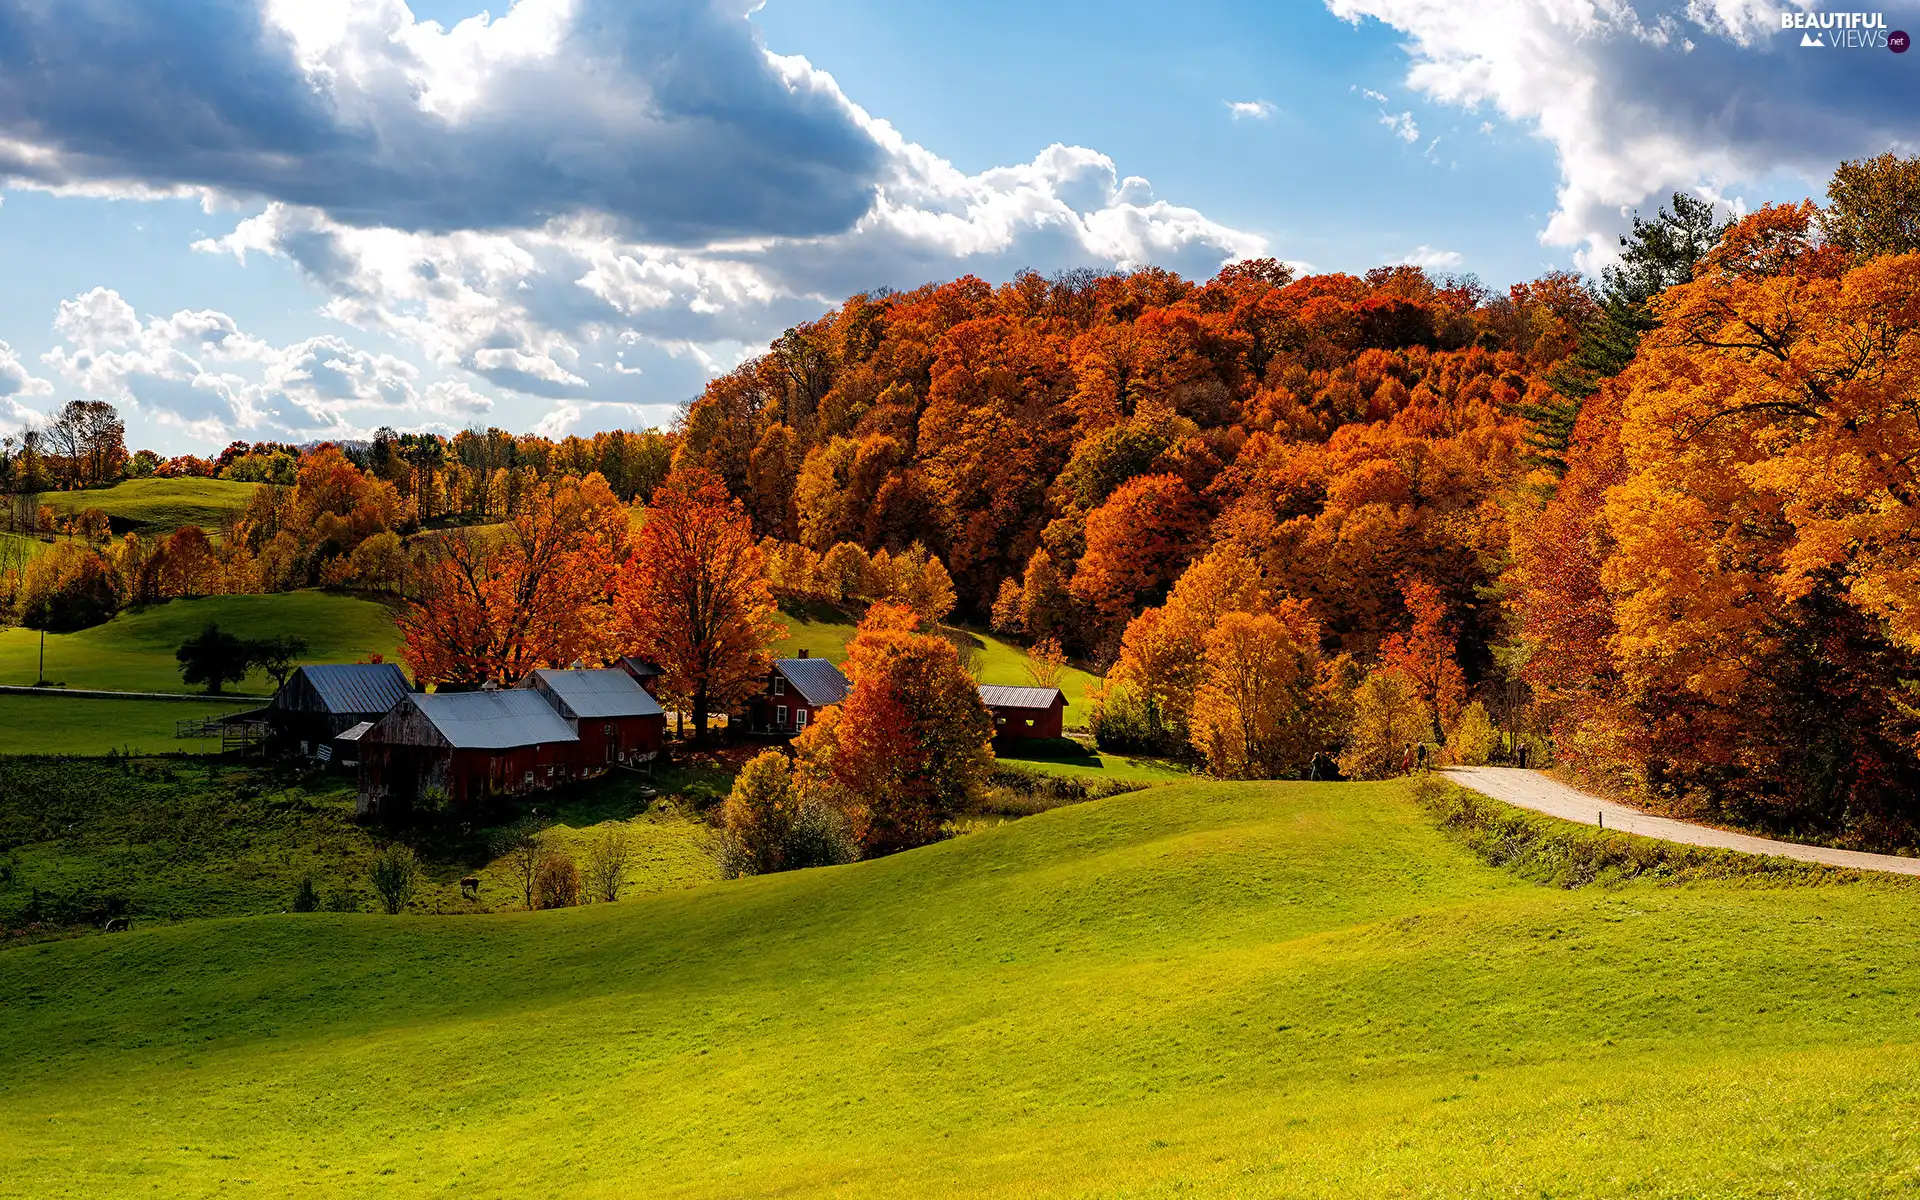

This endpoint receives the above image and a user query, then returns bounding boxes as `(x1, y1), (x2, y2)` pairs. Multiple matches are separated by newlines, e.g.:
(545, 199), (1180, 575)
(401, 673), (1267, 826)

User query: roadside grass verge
(1410, 773), (1860, 888)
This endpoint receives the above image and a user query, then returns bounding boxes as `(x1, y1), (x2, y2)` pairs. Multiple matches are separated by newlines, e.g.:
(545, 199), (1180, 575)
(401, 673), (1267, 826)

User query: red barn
(979, 685), (1068, 740)
(616, 656), (665, 699)
(520, 668), (666, 770)
(744, 651), (849, 736)
(357, 689), (580, 816)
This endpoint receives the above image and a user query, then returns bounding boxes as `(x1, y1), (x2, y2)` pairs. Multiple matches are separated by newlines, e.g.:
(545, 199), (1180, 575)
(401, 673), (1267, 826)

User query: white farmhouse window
(776, 704), (789, 727)
(772, 676), (787, 696)
(795, 709), (808, 730)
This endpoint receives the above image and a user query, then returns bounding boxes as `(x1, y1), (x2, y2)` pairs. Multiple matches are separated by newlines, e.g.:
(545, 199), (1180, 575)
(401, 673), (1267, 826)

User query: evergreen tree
(1525, 193), (1729, 476)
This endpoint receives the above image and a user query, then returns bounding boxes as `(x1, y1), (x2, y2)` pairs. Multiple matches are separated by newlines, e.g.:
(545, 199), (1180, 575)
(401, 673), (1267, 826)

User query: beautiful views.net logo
(1781, 10), (1909, 51)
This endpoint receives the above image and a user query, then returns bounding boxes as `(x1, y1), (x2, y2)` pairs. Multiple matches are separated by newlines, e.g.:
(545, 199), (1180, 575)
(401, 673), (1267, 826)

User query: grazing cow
(103, 918), (130, 933)
(460, 876), (481, 901)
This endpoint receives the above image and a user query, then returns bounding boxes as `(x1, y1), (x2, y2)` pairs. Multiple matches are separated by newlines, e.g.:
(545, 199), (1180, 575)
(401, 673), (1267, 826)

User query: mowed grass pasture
(43, 476), (259, 537)
(0, 590), (403, 695)
(5, 778), (1919, 1198)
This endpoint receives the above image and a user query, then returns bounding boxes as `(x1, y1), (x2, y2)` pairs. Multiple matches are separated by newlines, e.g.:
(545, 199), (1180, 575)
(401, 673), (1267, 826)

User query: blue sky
(0, 0), (1913, 454)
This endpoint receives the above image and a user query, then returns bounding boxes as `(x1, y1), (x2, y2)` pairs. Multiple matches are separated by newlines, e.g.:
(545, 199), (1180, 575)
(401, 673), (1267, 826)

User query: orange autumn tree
(399, 473), (626, 688)
(618, 467), (784, 741)
(1376, 577), (1466, 741)
(1069, 473), (1207, 624)
(1584, 202), (1920, 834)
(1096, 543), (1273, 751)
(793, 603), (994, 854)
(1189, 606), (1323, 779)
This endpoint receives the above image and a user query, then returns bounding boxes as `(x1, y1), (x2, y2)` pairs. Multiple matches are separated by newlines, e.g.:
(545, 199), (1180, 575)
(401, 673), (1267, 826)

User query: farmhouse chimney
(798, 649), (809, 658)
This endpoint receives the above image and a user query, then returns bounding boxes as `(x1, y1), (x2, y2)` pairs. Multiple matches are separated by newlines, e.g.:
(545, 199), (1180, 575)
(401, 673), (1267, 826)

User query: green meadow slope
(4, 780), (1918, 1198)
(44, 477), (260, 536)
(0, 590), (402, 695)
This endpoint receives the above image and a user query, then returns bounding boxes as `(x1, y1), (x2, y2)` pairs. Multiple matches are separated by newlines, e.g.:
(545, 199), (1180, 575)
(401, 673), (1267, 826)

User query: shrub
(368, 844), (421, 915)
(1088, 682), (1181, 755)
(972, 763), (1144, 818)
(534, 852), (581, 909)
(292, 876), (319, 913)
(1445, 701), (1501, 766)
(719, 751), (858, 878)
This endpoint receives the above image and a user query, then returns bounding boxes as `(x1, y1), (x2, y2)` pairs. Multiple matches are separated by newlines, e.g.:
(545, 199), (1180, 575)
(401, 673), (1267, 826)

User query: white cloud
(1380, 111), (1420, 143)
(33, 286), (495, 442)
(0, 338), (52, 401)
(195, 107), (1264, 407)
(1396, 245), (1464, 269)
(0, 0), (883, 243)
(1362, 87), (1391, 103)
(1226, 99), (1277, 120)
(0, 3), (1269, 448)
(1326, 0), (1920, 267)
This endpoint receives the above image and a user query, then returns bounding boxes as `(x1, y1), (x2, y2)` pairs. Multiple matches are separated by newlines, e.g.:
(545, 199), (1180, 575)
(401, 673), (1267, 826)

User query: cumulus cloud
(1326, 0), (1920, 266)
(0, 2), (1267, 446)
(1396, 245), (1464, 269)
(196, 112), (1265, 405)
(35, 285), (492, 441)
(1226, 99), (1277, 120)
(0, 338), (52, 400)
(0, 0), (882, 243)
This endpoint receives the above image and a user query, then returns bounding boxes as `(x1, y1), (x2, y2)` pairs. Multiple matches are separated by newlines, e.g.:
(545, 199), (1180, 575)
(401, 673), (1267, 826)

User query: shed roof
(524, 668), (665, 720)
(407, 690), (580, 750)
(281, 662), (413, 717)
(978, 684), (1067, 711)
(776, 658), (850, 707)
(618, 656), (663, 679)
(336, 721), (375, 743)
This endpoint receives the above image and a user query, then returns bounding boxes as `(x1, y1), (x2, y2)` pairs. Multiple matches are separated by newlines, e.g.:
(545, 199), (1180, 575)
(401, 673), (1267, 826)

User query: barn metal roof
(286, 663), (414, 717)
(524, 668), (665, 720)
(977, 684), (1067, 711)
(409, 690), (580, 750)
(776, 658), (850, 707)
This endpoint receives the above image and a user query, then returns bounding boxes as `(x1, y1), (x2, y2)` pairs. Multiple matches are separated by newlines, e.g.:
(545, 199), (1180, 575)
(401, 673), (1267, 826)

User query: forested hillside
(7, 154), (1920, 848)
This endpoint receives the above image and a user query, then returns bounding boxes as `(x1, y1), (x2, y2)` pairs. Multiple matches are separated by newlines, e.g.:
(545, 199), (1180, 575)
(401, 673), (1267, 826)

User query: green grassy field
(43, 477), (260, 536)
(0, 757), (724, 933)
(0, 590), (402, 694)
(0, 695), (248, 756)
(994, 736), (1192, 782)
(774, 602), (1104, 721)
(5, 777), (1918, 1197)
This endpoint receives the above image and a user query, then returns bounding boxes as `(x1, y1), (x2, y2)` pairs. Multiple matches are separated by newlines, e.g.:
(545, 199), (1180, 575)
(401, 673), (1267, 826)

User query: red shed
(520, 668), (666, 770)
(357, 689), (580, 816)
(979, 685), (1068, 740)
(616, 656), (665, 699)
(744, 652), (849, 736)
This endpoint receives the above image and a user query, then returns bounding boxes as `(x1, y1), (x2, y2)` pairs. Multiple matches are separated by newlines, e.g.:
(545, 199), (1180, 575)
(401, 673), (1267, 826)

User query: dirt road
(1440, 765), (1920, 878)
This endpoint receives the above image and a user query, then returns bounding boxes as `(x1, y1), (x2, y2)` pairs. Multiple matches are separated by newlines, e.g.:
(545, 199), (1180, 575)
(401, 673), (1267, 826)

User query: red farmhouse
(520, 668), (666, 769)
(745, 651), (849, 736)
(356, 689), (580, 815)
(978, 685), (1068, 740)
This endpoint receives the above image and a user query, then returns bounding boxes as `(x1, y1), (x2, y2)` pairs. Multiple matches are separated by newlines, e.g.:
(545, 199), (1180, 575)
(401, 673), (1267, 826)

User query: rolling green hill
(44, 477), (261, 537)
(4, 779), (1917, 1197)
(0, 590), (403, 695)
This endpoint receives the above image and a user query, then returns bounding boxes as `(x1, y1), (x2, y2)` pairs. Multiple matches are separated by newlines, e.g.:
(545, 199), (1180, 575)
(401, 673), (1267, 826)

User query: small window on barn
(772, 676), (787, 696)
(603, 723), (614, 736)
(523, 771), (535, 787)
